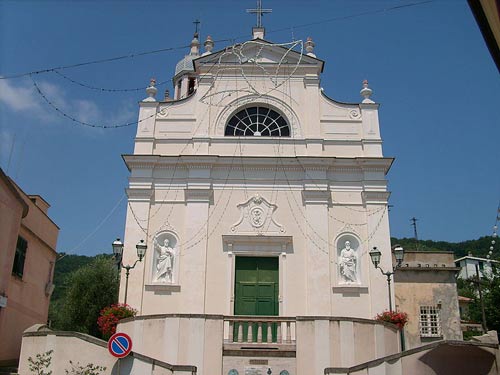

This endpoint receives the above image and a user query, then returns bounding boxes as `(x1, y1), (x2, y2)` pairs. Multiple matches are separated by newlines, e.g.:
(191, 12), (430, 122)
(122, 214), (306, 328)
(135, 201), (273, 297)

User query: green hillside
(391, 236), (497, 259)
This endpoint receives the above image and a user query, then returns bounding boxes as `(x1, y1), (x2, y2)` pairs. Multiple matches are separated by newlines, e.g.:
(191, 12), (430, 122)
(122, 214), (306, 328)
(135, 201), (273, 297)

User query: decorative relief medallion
(157, 106), (169, 118)
(231, 194), (284, 233)
(349, 109), (361, 119)
(250, 207), (265, 227)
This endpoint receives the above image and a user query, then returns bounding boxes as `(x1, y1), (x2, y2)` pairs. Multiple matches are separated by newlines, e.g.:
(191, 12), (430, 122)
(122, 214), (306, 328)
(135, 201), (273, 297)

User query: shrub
(28, 350), (53, 375)
(375, 310), (409, 329)
(97, 303), (137, 339)
(65, 360), (106, 375)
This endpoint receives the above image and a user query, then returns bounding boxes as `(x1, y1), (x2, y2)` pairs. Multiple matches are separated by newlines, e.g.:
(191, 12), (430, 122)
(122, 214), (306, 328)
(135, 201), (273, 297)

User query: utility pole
(410, 217), (419, 250)
(473, 264), (488, 333)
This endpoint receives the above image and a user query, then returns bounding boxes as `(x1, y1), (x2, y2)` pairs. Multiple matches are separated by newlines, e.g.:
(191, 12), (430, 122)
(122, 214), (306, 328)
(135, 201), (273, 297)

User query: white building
(455, 254), (499, 280)
(116, 23), (399, 374)
(18, 16), (500, 375)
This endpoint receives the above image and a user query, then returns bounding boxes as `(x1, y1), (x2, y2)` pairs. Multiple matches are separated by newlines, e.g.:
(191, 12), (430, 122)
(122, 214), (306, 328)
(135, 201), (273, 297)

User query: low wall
(18, 325), (196, 375)
(118, 314), (223, 375)
(324, 340), (500, 375)
(118, 314), (400, 375)
(296, 317), (400, 375)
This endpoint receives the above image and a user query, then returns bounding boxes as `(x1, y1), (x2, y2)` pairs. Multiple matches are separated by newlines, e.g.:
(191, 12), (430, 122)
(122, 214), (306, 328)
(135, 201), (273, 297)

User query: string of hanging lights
(486, 204), (499, 261)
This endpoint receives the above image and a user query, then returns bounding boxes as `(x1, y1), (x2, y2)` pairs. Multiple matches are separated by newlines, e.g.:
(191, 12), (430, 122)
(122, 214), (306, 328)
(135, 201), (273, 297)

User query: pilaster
(302, 190), (331, 315)
(121, 188), (153, 312)
(181, 187), (213, 313)
(135, 102), (158, 154)
(362, 191), (393, 316)
(359, 103), (382, 157)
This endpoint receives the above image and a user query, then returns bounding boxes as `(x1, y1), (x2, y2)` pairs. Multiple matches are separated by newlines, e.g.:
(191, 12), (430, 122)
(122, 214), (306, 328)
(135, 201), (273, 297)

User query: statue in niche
(154, 238), (174, 283)
(339, 240), (357, 283)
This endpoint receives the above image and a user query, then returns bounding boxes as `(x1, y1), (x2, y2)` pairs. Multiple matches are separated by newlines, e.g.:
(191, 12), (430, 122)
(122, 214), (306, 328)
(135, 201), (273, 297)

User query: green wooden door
(234, 257), (278, 342)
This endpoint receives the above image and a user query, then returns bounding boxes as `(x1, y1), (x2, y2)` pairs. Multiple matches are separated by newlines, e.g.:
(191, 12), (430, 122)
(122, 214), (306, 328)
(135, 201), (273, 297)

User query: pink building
(0, 169), (58, 367)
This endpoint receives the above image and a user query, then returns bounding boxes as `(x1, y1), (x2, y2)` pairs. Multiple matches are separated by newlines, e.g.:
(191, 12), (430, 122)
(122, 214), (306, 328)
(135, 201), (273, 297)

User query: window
(176, 80), (182, 99)
(420, 305), (441, 337)
(12, 236), (28, 278)
(188, 77), (196, 95)
(225, 106), (290, 137)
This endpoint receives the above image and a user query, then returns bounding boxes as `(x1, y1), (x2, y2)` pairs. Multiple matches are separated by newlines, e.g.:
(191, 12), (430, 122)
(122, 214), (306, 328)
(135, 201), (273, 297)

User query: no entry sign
(108, 332), (132, 358)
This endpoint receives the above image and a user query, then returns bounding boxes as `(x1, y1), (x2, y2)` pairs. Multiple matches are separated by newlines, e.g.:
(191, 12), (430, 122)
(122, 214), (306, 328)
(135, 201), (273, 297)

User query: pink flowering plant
(375, 310), (408, 329)
(97, 303), (137, 339)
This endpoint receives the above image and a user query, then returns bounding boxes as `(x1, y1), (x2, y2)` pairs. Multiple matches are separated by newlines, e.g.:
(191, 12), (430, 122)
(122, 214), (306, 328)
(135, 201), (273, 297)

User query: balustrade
(224, 316), (295, 346)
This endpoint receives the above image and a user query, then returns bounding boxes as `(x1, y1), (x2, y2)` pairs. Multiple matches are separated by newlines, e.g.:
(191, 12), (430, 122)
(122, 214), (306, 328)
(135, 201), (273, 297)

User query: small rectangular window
(12, 236), (28, 277)
(176, 80), (182, 99)
(420, 305), (441, 337)
(188, 77), (196, 95)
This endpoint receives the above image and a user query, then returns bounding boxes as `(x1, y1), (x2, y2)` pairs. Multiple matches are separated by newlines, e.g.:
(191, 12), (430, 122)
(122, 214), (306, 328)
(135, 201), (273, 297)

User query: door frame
(222, 235), (293, 317)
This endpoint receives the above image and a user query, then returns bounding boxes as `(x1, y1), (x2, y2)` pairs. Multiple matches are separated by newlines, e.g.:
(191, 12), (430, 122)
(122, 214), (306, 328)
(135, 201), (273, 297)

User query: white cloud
(0, 77), (135, 129)
(73, 99), (101, 124)
(0, 128), (14, 169)
(0, 78), (47, 114)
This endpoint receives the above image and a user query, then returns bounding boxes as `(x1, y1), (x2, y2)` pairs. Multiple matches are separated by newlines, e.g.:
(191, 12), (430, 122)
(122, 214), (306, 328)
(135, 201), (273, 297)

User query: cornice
(126, 188), (153, 200)
(359, 102), (381, 110)
(302, 190), (331, 205)
(362, 191), (391, 204)
(122, 155), (394, 175)
(184, 188), (213, 202)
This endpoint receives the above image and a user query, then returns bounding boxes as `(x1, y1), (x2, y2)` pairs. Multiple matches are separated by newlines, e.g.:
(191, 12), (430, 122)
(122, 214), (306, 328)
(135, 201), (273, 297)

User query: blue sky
(0, 0), (498, 257)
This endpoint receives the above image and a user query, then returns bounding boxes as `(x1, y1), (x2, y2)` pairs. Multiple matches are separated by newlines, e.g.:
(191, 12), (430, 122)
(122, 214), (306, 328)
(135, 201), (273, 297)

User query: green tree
(53, 256), (118, 338)
(457, 265), (500, 337)
(483, 265), (500, 333)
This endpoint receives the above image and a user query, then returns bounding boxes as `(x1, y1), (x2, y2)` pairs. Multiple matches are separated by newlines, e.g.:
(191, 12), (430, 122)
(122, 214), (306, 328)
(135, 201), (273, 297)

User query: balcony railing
(223, 316), (296, 348)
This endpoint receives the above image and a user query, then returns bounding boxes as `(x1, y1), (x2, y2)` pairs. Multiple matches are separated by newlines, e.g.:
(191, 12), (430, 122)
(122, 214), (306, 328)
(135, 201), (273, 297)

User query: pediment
(194, 39), (323, 70)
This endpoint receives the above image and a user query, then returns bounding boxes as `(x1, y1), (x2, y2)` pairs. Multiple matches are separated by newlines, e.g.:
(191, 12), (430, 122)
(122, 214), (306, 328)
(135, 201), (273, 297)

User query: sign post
(108, 332), (132, 359)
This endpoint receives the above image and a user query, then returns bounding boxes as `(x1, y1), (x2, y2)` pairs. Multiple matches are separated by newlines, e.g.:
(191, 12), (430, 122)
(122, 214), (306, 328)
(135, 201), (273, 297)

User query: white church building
(118, 22), (398, 373)
(18, 10), (500, 375)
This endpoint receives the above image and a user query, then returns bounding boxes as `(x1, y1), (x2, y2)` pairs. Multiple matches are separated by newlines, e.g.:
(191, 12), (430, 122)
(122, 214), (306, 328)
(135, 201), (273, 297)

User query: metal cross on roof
(193, 19), (201, 34)
(246, 0), (272, 28)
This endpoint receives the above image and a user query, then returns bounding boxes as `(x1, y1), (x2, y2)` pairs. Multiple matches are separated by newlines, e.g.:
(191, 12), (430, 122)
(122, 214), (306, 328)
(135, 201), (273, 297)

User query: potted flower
(97, 303), (137, 339)
(375, 310), (408, 329)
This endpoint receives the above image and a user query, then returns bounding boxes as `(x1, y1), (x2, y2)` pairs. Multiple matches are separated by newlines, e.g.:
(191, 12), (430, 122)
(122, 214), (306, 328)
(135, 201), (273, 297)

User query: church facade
(117, 25), (400, 374)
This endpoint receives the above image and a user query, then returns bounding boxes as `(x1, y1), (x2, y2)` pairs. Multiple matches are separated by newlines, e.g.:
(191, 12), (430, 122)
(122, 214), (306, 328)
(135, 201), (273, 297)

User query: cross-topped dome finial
(246, 0), (272, 39)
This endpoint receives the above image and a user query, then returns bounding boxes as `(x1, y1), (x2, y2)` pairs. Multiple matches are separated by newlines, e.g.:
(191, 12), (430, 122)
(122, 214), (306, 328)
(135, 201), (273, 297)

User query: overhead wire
(30, 73), (157, 128)
(58, 193), (127, 261)
(0, 0), (435, 81)
(53, 69), (171, 92)
(38, 0), (411, 255)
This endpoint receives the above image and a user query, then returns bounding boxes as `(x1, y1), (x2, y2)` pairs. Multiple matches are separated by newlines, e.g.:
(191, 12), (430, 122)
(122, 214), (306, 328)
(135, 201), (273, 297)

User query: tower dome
(172, 32), (201, 99)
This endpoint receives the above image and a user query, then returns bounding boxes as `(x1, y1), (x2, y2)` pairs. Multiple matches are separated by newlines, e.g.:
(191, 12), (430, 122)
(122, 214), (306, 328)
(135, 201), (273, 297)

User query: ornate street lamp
(112, 238), (147, 304)
(369, 245), (404, 313)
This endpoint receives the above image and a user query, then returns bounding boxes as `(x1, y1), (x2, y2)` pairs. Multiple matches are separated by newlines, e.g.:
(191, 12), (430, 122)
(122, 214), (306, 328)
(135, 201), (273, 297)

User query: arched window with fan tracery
(224, 106), (290, 137)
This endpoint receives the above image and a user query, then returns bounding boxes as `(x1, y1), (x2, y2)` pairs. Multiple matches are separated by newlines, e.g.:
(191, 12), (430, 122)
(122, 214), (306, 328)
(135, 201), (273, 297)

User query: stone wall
(17, 325), (196, 375)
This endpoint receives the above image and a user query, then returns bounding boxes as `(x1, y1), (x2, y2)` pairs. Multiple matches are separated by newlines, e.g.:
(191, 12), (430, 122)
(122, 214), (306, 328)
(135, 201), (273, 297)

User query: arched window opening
(225, 106), (290, 137)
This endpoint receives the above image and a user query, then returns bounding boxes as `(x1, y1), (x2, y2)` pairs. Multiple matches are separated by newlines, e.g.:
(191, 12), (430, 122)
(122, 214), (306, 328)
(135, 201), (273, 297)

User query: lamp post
(369, 245), (405, 313)
(112, 238), (147, 305)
